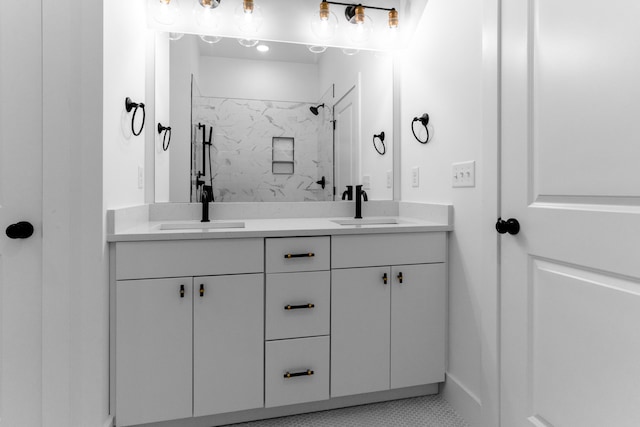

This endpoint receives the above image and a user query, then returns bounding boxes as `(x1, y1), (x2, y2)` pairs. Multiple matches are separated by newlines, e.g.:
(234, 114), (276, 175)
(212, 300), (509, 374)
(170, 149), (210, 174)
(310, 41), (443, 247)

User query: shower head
(310, 103), (325, 116)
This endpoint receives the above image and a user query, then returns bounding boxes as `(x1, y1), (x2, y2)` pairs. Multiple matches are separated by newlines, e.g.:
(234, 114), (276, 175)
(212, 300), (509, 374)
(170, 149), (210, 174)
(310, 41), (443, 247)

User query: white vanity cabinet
(112, 238), (264, 427)
(330, 233), (447, 398)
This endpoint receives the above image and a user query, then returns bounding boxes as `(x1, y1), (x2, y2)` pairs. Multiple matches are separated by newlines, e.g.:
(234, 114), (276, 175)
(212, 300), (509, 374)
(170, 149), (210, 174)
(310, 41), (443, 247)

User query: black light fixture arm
(323, 1), (396, 12)
(125, 97), (146, 136)
(157, 123), (172, 151)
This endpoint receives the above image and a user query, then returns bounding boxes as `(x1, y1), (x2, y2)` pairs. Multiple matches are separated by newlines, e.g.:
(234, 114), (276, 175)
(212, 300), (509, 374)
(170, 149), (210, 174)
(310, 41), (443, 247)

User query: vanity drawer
(265, 236), (330, 273)
(265, 336), (329, 408)
(115, 238), (263, 280)
(265, 271), (330, 340)
(331, 232), (446, 268)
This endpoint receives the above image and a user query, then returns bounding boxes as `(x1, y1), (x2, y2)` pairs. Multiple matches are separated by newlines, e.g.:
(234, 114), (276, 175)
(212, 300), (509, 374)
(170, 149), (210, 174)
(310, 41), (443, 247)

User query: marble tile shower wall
(192, 97), (332, 202)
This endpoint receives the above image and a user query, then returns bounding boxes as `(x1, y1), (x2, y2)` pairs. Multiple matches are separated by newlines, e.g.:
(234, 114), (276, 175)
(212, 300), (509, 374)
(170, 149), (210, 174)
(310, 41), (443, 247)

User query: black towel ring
(373, 131), (386, 155)
(125, 97), (146, 136)
(411, 113), (431, 144)
(158, 123), (172, 151)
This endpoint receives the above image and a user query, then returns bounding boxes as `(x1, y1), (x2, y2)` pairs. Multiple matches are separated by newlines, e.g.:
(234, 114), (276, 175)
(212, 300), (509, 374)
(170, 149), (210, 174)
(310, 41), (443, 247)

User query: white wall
(198, 56), (319, 102)
(399, 0), (483, 424)
(104, 0), (149, 209)
(318, 49), (394, 200)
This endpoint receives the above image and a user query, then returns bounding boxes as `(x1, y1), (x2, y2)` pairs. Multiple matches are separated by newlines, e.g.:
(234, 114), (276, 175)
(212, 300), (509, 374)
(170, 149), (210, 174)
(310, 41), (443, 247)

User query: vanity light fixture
(311, 1), (399, 44)
(168, 32), (185, 41)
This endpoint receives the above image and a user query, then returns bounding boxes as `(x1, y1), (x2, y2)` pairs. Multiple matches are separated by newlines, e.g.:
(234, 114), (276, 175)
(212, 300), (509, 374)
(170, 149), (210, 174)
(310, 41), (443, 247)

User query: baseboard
(442, 373), (481, 427)
(103, 415), (114, 427)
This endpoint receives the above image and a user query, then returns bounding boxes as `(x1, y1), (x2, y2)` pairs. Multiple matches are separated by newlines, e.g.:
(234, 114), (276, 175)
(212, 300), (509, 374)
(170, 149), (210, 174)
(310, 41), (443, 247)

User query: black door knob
(495, 218), (520, 235)
(6, 221), (34, 239)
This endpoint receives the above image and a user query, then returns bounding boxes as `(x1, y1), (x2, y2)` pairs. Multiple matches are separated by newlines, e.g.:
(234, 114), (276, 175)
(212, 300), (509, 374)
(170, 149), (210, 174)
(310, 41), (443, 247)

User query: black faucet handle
(362, 190), (368, 201)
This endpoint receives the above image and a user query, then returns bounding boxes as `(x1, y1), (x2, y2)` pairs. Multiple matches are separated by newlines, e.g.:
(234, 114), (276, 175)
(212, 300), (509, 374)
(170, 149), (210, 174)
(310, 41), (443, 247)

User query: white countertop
(108, 216), (452, 242)
(107, 202), (453, 242)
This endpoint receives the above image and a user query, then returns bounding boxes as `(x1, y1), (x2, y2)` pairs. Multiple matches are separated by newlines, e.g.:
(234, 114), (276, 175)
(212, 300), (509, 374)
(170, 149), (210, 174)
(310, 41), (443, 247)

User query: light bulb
(346, 5), (373, 44)
(150, 0), (180, 25)
(194, 1), (221, 29)
(234, 0), (263, 34)
(310, 1), (338, 41)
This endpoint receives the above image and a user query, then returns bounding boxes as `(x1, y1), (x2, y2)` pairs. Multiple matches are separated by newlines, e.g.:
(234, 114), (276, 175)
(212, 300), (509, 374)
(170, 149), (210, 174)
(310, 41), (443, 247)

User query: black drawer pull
(284, 252), (315, 259)
(383, 273), (388, 284)
(180, 284), (185, 298)
(284, 303), (315, 311)
(199, 284), (205, 297)
(397, 272), (403, 284)
(284, 369), (314, 379)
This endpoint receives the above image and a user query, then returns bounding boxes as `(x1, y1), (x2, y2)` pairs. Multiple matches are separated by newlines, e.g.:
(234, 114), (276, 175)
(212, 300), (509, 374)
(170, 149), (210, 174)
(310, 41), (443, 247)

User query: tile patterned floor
(228, 395), (469, 427)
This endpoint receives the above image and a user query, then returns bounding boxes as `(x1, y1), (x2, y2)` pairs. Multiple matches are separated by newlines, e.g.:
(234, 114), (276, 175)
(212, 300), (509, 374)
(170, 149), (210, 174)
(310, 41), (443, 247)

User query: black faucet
(342, 185), (353, 201)
(201, 188), (210, 223)
(354, 185), (368, 219)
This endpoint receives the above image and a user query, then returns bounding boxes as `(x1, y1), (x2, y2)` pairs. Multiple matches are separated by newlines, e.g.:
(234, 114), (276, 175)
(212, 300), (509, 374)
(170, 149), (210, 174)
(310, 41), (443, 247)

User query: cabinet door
(390, 264), (446, 388)
(193, 273), (264, 416)
(116, 278), (193, 426)
(331, 267), (390, 397)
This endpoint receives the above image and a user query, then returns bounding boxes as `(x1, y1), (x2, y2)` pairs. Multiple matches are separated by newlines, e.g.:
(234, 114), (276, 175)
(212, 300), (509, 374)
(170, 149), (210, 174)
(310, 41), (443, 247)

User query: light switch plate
(452, 161), (475, 188)
(412, 167), (419, 188)
(362, 175), (371, 190)
(137, 166), (144, 189)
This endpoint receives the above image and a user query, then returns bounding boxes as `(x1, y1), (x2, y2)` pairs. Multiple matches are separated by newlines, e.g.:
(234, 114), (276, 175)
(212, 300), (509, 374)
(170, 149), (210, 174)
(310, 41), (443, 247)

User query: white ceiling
(196, 36), (322, 64)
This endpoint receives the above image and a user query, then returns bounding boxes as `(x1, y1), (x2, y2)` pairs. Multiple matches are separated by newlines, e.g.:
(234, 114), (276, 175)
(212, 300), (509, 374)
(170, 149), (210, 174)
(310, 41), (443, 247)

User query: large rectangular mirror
(155, 34), (394, 203)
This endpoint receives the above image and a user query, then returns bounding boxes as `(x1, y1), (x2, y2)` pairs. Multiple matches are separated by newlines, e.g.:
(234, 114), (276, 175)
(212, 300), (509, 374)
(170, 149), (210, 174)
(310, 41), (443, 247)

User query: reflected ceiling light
(310, 1), (338, 41)
(194, 0), (222, 28)
(234, 0), (264, 34)
(308, 45), (328, 54)
(150, 0), (181, 25)
(342, 47), (360, 56)
(256, 44), (269, 52)
(311, 2), (400, 45)
(199, 34), (222, 44)
(168, 32), (185, 41)
(238, 38), (259, 47)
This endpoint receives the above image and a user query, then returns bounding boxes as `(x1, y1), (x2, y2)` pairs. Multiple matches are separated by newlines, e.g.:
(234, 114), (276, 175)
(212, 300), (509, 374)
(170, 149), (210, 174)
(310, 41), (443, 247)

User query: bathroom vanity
(108, 202), (452, 427)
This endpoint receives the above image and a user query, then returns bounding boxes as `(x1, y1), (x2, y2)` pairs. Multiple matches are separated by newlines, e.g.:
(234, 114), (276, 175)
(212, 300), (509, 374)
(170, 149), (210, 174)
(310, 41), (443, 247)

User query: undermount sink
(159, 221), (245, 230)
(331, 218), (402, 226)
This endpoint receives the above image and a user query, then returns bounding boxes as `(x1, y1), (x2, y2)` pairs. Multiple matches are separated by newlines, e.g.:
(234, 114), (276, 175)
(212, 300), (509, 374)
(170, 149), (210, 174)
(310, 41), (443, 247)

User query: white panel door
(0, 2), (43, 426)
(116, 278), (193, 426)
(390, 264), (446, 389)
(331, 266), (390, 397)
(193, 273), (264, 417)
(501, 1), (640, 426)
(334, 86), (359, 200)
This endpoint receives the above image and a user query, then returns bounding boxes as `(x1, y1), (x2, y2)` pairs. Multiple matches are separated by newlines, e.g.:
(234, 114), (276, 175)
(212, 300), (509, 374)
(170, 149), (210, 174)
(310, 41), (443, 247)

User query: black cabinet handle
(284, 369), (314, 379)
(284, 253), (315, 259)
(284, 303), (315, 311)
(199, 284), (205, 297)
(397, 272), (403, 284)
(180, 284), (185, 298)
(382, 273), (388, 284)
